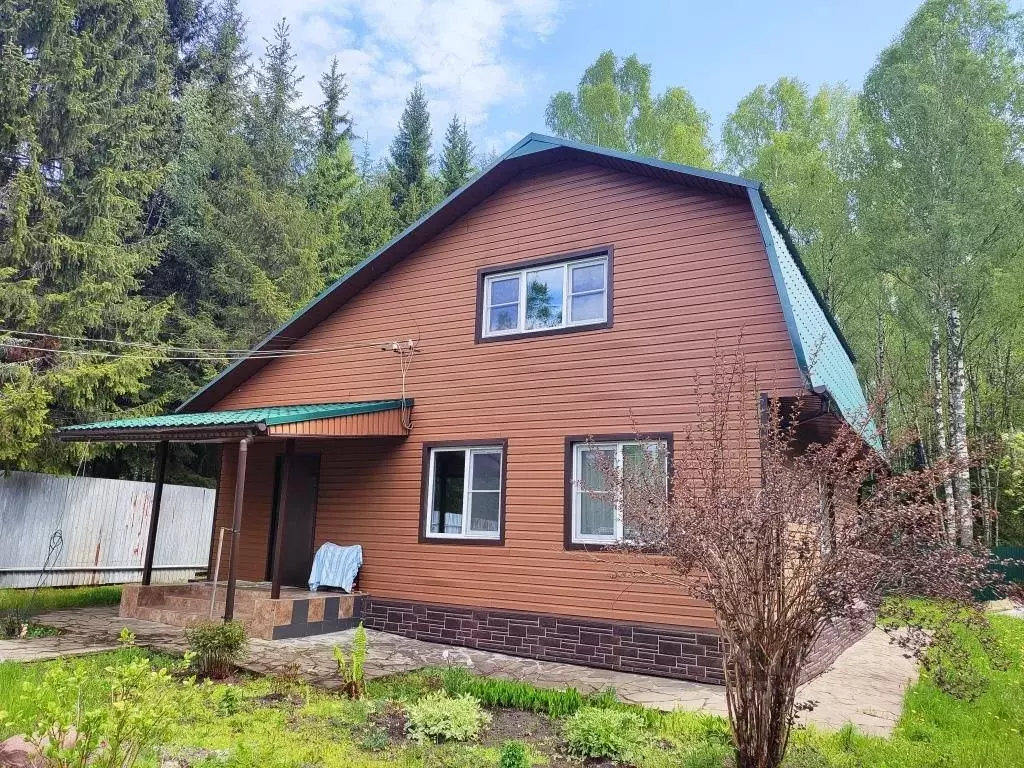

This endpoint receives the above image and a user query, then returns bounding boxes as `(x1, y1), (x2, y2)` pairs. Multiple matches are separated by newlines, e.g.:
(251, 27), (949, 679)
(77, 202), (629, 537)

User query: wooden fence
(0, 470), (214, 588)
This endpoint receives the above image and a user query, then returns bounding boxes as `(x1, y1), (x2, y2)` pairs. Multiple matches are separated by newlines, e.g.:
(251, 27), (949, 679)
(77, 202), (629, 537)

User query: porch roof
(57, 398), (412, 442)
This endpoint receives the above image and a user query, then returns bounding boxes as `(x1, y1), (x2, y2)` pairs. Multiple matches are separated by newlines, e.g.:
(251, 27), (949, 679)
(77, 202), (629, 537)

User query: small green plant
(499, 739), (532, 768)
(184, 621), (247, 679)
(359, 724), (389, 752)
(405, 691), (491, 744)
(562, 706), (650, 761)
(333, 622), (368, 698)
(9, 655), (184, 768)
(118, 627), (137, 647)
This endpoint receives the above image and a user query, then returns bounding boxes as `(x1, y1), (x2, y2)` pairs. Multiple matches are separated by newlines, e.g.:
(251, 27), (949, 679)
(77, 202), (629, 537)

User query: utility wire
(0, 327), (397, 356)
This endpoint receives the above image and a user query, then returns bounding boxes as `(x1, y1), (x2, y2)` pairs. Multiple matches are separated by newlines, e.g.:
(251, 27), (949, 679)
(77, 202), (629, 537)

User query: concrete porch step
(131, 606), (241, 628)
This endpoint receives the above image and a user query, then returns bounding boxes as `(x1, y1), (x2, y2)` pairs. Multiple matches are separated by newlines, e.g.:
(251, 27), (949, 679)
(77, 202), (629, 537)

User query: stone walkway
(22, 607), (916, 735)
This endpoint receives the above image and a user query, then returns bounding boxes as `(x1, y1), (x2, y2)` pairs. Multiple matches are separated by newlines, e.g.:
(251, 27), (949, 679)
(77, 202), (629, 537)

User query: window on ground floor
(567, 436), (670, 546)
(423, 443), (506, 542)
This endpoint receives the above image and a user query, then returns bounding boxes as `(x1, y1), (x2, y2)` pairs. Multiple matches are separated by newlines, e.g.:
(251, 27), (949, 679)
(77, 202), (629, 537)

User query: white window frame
(482, 253), (608, 338)
(424, 445), (503, 540)
(571, 440), (668, 545)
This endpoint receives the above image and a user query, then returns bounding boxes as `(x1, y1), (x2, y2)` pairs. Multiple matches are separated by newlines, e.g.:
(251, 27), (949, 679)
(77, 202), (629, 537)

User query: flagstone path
(12, 606), (918, 736)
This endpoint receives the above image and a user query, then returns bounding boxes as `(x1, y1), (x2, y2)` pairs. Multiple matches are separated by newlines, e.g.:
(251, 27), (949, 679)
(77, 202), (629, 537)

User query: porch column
(224, 436), (251, 621)
(269, 438), (295, 599)
(141, 440), (169, 586)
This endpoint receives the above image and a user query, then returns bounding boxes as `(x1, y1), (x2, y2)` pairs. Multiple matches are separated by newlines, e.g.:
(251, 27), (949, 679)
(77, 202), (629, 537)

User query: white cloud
(238, 0), (562, 156)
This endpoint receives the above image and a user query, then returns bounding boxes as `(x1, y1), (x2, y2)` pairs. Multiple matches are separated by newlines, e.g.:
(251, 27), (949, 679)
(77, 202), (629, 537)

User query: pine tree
(0, 0), (176, 470)
(388, 84), (435, 218)
(165, 0), (209, 90)
(439, 115), (475, 196)
(316, 57), (353, 154)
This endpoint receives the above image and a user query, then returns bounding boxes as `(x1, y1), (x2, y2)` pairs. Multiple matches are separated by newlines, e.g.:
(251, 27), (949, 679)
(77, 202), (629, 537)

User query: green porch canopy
(58, 399), (412, 442)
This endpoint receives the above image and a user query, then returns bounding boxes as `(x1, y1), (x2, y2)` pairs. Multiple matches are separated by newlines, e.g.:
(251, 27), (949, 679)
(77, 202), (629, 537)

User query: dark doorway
(266, 452), (321, 588)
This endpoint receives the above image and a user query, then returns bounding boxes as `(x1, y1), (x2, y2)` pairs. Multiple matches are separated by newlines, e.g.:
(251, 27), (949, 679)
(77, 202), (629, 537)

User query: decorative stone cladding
(363, 598), (726, 684)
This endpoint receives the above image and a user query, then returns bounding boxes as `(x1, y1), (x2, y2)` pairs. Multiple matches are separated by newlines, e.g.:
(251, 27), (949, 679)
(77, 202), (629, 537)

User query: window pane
(570, 292), (605, 322)
(469, 492), (500, 533)
(431, 451), (465, 534)
(579, 493), (615, 537)
(490, 276), (519, 305)
(471, 451), (501, 491)
(488, 305), (518, 332)
(525, 266), (564, 329)
(579, 447), (613, 493)
(571, 263), (605, 293)
(623, 442), (667, 483)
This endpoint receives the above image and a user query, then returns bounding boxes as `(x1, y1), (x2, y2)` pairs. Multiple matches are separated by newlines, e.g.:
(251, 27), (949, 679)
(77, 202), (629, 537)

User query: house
(59, 134), (872, 684)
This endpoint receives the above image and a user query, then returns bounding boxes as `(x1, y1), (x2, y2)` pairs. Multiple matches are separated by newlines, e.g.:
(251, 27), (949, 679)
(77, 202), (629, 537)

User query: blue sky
(237, 0), (926, 160)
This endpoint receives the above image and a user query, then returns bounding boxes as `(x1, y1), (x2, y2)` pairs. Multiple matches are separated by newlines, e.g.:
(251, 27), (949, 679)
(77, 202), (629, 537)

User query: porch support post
(141, 440), (169, 586)
(269, 438), (295, 599)
(224, 436), (251, 622)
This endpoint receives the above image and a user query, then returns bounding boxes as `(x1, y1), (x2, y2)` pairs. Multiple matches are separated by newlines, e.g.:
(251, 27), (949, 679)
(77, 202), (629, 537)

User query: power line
(0, 327), (398, 356)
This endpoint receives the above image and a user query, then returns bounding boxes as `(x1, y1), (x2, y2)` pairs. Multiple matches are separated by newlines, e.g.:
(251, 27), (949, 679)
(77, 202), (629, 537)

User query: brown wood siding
(208, 161), (804, 629)
(266, 408), (408, 437)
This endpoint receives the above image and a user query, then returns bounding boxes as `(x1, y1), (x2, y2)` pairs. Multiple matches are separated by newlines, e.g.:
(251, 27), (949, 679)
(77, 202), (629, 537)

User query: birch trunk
(931, 324), (956, 542)
(946, 306), (973, 546)
(874, 308), (889, 453)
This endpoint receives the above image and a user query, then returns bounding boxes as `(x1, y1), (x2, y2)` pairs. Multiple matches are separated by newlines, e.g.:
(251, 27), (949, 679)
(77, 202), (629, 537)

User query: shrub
(8, 655), (183, 768)
(333, 622), (368, 698)
(405, 691), (491, 743)
(184, 621), (247, 679)
(499, 739), (531, 768)
(562, 706), (650, 761)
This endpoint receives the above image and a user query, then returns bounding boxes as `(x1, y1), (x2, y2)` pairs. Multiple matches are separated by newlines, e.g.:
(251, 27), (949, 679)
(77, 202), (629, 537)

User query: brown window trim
(563, 432), (674, 552)
(419, 438), (509, 546)
(475, 245), (614, 344)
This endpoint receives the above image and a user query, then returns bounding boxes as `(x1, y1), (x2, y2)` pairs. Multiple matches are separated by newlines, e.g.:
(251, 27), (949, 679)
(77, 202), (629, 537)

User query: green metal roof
(61, 399), (410, 434)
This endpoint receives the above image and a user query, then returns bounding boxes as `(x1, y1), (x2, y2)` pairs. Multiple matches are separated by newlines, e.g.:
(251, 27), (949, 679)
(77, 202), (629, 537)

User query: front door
(267, 452), (321, 588)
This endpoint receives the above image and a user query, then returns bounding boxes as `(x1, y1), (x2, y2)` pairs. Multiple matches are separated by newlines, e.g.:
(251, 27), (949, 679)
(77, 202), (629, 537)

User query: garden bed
(0, 601), (1021, 767)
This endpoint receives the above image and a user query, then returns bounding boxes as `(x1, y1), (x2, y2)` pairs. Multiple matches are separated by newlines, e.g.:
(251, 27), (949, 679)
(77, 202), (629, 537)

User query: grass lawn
(0, 602), (1020, 767)
(0, 584), (122, 614)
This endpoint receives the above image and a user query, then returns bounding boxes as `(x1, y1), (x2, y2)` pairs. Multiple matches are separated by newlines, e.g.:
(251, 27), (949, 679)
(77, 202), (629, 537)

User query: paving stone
(29, 607), (917, 736)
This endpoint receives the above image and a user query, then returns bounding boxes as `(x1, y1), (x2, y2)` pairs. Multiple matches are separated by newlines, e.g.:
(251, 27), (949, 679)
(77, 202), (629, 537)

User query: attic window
(479, 249), (611, 340)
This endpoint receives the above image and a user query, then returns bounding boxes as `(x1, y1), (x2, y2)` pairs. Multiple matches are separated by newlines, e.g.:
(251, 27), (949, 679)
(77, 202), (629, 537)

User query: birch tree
(859, 0), (1024, 543)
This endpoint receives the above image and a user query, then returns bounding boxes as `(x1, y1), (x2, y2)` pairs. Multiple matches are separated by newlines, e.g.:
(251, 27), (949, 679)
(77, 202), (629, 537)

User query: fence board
(0, 471), (214, 588)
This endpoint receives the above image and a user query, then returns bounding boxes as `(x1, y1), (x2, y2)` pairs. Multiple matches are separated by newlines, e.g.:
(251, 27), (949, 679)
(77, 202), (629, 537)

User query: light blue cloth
(308, 542), (363, 593)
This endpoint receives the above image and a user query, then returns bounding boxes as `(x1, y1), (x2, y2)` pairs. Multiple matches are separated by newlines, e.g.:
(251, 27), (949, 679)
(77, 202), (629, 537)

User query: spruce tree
(439, 115), (475, 195)
(0, 0), (176, 470)
(388, 84), (437, 221)
(247, 18), (308, 188)
(316, 57), (353, 154)
(150, 0), (323, 409)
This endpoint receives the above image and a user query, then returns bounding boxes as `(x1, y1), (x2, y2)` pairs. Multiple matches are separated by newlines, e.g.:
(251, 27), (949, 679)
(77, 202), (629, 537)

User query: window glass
(571, 440), (667, 544)
(430, 451), (465, 534)
(525, 266), (564, 330)
(426, 446), (503, 540)
(482, 253), (608, 338)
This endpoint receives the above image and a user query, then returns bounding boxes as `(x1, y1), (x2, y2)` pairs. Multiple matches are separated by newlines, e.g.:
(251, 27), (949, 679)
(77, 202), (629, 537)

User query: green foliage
(388, 84), (437, 222)
(6, 654), (186, 768)
(442, 667), (584, 717)
(498, 739), (531, 768)
(333, 622), (368, 698)
(0, 0), (175, 471)
(545, 50), (714, 168)
(562, 706), (650, 761)
(185, 621), (247, 679)
(118, 627), (137, 647)
(404, 691), (491, 744)
(439, 115), (475, 196)
(0, 586), (122, 615)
